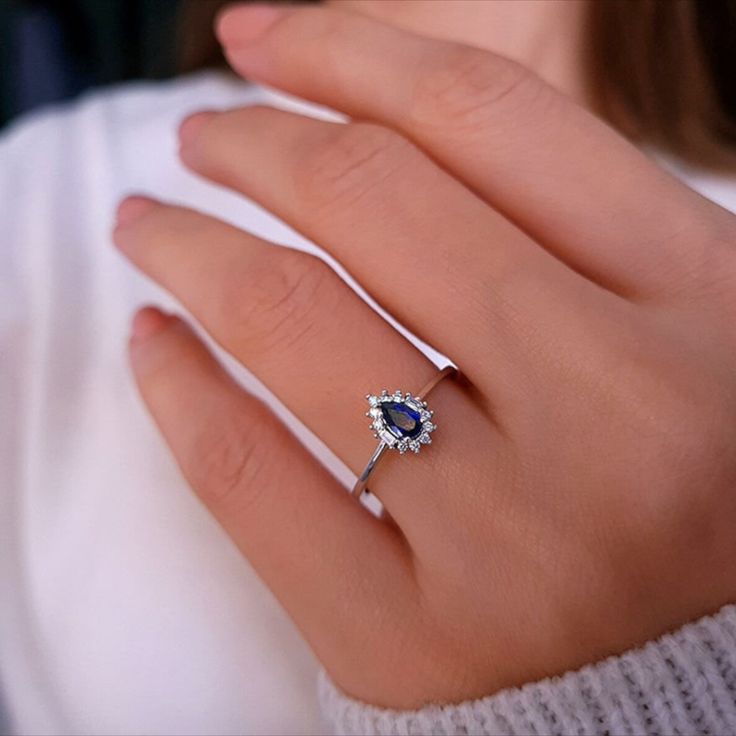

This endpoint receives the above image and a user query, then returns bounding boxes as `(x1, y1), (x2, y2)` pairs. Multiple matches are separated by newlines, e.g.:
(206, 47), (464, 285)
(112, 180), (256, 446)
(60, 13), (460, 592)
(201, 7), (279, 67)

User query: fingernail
(178, 110), (217, 148)
(216, 3), (288, 47)
(116, 196), (157, 229)
(130, 306), (174, 344)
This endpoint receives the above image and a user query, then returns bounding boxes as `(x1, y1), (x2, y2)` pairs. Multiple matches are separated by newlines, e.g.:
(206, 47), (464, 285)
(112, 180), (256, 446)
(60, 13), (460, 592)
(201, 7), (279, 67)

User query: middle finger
(178, 106), (604, 401)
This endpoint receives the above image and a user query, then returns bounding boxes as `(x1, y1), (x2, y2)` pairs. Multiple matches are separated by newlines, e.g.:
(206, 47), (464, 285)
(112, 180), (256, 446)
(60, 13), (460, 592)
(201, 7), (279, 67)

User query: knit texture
(319, 604), (736, 735)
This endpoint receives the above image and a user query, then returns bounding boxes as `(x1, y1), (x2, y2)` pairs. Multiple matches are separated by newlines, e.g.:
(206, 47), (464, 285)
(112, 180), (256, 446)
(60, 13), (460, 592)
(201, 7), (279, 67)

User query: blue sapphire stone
(381, 401), (423, 440)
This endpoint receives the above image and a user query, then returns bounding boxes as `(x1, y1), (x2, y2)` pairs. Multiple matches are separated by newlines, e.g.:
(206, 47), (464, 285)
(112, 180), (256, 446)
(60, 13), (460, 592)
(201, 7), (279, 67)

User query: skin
(113, 2), (736, 710)
(342, 0), (589, 100)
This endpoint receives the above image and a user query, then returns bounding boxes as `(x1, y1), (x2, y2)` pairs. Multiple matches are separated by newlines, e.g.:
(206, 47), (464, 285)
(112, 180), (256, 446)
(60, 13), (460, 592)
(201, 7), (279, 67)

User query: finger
(177, 105), (610, 396)
(217, 3), (732, 299)
(114, 199), (493, 526)
(128, 306), (421, 700)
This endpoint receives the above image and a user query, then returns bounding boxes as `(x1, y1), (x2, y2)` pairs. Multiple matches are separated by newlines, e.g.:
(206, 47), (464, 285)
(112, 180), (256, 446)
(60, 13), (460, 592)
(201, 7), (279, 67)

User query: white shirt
(1, 71), (735, 736)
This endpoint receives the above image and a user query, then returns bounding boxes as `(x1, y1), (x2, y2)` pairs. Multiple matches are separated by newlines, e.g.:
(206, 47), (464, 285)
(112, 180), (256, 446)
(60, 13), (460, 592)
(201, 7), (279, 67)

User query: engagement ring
(352, 365), (456, 498)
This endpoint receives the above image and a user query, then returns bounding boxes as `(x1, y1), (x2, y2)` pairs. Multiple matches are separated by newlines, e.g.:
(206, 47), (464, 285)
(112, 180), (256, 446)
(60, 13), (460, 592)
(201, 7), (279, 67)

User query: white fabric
(1, 71), (735, 735)
(0, 72), (342, 736)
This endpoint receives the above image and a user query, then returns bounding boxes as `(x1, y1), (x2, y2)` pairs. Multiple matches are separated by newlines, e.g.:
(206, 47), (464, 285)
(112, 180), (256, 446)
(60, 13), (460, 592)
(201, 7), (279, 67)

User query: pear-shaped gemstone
(381, 401), (423, 439)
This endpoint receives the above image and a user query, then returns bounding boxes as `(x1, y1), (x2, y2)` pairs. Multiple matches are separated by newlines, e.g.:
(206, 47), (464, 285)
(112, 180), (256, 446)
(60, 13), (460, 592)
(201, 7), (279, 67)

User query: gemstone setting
(364, 388), (436, 454)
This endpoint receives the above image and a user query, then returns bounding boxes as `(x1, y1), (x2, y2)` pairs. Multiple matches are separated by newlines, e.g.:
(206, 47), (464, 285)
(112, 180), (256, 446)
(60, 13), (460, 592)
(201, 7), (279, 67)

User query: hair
(586, 0), (736, 169)
(177, 0), (736, 169)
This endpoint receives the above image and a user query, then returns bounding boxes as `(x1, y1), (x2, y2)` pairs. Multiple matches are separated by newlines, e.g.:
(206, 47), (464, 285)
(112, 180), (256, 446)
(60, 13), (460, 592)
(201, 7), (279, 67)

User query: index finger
(217, 3), (726, 299)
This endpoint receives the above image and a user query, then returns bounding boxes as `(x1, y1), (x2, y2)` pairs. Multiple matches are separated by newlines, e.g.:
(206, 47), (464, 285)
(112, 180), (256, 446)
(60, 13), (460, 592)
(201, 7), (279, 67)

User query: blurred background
(0, 0), (236, 128)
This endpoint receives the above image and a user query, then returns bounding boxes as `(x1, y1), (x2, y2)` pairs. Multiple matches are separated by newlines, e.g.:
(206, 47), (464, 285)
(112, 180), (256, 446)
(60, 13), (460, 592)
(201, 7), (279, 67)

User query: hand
(113, 3), (736, 709)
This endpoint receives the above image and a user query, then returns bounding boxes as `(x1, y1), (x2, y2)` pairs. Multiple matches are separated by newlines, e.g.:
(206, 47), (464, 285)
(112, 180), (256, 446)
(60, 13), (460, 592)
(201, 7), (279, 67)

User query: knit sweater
(319, 604), (736, 735)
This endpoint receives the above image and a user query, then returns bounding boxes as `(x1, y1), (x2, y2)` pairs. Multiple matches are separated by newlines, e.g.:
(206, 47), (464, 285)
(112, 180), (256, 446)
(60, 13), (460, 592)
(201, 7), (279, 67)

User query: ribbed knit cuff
(319, 604), (736, 735)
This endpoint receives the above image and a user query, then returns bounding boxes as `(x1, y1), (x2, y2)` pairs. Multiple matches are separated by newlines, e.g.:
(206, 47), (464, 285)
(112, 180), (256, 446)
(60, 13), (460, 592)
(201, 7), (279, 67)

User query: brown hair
(586, 0), (736, 169)
(178, 0), (736, 169)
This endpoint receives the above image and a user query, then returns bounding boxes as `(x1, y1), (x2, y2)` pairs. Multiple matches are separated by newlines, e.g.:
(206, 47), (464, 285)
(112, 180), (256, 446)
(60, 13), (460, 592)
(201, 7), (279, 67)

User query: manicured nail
(178, 110), (217, 148)
(130, 306), (174, 344)
(116, 195), (157, 229)
(216, 3), (288, 47)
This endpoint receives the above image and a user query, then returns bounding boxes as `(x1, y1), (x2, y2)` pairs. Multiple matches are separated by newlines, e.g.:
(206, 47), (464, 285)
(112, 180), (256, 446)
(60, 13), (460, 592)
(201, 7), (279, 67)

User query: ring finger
(113, 197), (493, 530)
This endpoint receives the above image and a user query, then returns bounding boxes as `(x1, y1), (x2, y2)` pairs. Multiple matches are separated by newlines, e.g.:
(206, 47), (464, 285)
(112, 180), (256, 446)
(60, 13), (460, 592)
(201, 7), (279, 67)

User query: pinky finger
(128, 307), (415, 696)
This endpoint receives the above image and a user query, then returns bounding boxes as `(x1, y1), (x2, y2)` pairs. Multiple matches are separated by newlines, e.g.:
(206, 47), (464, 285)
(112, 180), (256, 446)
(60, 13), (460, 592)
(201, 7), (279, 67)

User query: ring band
(352, 365), (457, 499)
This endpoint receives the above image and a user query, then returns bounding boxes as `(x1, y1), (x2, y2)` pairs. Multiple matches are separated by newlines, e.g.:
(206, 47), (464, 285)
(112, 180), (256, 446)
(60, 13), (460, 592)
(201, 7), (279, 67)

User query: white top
(1, 71), (735, 736)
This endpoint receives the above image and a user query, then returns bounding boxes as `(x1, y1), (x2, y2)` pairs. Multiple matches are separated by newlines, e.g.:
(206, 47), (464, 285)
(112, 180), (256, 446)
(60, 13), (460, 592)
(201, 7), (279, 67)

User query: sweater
(319, 604), (736, 735)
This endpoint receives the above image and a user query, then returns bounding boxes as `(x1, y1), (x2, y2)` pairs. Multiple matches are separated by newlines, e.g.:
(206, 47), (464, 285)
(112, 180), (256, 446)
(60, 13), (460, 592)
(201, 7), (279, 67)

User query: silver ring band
(352, 365), (456, 499)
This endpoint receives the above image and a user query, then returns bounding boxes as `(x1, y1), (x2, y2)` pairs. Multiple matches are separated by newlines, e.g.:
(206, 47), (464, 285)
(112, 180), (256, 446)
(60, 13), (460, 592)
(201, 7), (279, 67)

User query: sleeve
(318, 604), (736, 736)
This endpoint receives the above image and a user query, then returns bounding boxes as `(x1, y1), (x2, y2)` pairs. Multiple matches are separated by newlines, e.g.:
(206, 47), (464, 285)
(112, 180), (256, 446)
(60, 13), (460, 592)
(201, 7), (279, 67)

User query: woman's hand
(113, 4), (736, 709)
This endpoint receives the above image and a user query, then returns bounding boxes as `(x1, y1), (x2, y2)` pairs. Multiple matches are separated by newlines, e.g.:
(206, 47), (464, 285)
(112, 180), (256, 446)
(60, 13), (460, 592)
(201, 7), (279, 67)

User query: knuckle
(410, 45), (540, 134)
(193, 405), (275, 514)
(225, 248), (334, 359)
(295, 123), (407, 216)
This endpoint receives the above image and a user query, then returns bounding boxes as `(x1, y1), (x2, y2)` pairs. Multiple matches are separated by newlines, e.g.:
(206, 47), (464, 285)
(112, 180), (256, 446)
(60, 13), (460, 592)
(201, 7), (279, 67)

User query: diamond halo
(364, 389), (437, 455)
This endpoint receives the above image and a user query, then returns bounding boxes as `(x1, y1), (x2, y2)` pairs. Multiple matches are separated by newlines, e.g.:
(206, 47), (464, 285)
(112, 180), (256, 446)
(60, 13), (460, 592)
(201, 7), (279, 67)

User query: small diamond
(379, 429), (397, 446)
(406, 398), (422, 412)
